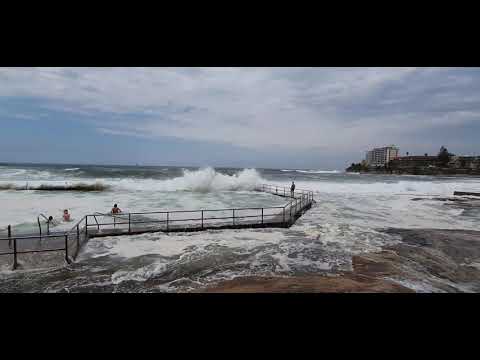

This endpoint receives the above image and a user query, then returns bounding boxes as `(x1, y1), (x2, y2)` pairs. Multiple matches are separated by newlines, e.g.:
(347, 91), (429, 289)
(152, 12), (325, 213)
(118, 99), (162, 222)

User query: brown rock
(199, 274), (413, 293)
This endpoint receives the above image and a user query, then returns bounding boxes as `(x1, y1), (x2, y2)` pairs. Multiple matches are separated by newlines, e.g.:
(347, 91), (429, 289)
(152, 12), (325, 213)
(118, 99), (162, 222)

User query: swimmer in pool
(63, 209), (71, 222)
(111, 204), (122, 214)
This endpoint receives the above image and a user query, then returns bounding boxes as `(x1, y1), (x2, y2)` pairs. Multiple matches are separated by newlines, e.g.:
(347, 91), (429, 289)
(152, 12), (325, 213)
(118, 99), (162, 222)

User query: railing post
(261, 208), (264, 225)
(128, 213), (131, 233)
(167, 212), (170, 231)
(283, 207), (285, 225)
(85, 216), (88, 239)
(37, 217), (42, 239)
(289, 201), (292, 221)
(64, 234), (70, 264)
(8, 225), (11, 248)
(13, 238), (17, 270)
(201, 211), (203, 229)
(76, 224), (80, 249)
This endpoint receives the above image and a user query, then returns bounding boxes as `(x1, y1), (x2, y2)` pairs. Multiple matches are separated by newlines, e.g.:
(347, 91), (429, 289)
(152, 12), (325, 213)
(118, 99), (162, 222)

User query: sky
(0, 67), (479, 169)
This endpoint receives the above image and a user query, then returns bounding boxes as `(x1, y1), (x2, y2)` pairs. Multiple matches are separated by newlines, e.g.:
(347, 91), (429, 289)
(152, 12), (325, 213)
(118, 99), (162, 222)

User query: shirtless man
(111, 204), (122, 214)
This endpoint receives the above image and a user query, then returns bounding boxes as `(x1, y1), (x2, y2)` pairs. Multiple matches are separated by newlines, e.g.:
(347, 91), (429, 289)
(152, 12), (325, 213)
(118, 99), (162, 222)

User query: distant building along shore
(365, 145), (399, 167)
(348, 145), (480, 175)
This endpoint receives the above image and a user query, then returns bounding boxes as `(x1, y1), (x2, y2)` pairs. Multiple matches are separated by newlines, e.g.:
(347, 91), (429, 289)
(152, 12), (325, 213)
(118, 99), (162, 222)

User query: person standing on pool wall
(111, 204), (122, 214)
(290, 181), (295, 197)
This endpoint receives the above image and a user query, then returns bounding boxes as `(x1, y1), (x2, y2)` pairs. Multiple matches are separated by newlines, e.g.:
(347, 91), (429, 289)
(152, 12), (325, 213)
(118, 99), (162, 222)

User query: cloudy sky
(0, 67), (479, 169)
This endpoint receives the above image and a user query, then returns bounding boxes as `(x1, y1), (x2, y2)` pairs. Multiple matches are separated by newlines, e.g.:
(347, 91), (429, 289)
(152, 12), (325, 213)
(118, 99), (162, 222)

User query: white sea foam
(282, 169), (342, 174)
(112, 262), (168, 284)
(0, 167), (262, 193)
(295, 170), (342, 174)
(114, 167), (263, 192)
(270, 178), (480, 196)
(82, 229), (288, 284)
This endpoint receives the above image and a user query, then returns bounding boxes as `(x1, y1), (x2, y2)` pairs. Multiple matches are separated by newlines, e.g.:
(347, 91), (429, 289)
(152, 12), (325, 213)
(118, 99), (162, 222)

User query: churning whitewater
(1, 164), (480, 292)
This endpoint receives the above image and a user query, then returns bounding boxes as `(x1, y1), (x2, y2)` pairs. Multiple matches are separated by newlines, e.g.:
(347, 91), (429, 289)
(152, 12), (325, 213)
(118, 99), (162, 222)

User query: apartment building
(365, 145), (399, 167)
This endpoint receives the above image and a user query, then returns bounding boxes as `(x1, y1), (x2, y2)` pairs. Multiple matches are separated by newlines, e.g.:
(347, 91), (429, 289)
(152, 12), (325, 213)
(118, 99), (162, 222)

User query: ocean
(1, 163), (480, 292)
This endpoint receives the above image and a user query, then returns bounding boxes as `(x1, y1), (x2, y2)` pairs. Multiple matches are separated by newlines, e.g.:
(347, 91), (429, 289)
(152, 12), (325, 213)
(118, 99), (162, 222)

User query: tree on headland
(346, 162), (369, 172)
(438, 146), (454, 166)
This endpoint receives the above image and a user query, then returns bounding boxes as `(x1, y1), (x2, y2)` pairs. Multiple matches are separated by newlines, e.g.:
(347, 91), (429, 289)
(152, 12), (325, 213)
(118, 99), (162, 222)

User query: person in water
(63, 209), (71, 222)
(111, 204), (122, 214)
(290, 181), (296, 197)
(46, 216), (54, 234)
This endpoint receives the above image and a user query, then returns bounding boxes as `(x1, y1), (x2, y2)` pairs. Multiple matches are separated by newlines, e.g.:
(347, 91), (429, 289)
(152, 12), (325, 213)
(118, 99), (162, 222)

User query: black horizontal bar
(88, 206), (288, 217)
(0, 235), (65, 241)
(88, 214), (290, 229)
(85, 212), (287, 228)
(15, 248), (65, 254)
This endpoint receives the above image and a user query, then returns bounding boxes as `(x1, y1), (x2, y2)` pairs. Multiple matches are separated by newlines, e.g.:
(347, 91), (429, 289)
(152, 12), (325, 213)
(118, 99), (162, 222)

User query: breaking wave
(115, 167), (264, 192)
(0, 182), (110, 192)
(0, 167), (264, 193)
(295, 170), (342, 174)
(281, 169), (342, 174)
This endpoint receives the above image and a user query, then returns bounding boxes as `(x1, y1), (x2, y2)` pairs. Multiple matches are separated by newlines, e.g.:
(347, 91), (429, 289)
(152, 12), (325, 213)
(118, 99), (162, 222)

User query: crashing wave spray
(116, 167), (264, 192)
(0, 182), (109, 192)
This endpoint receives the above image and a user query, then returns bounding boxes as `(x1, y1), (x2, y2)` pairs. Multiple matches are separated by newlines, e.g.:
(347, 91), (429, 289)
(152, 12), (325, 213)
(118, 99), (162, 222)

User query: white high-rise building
(365, 145), (399, 167)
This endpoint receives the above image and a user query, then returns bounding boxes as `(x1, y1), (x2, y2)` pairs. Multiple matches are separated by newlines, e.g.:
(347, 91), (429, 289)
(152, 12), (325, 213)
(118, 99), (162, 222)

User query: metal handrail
(66, 215), (87, 235)
(37, 213), (60, 235)
(80, 184), (314, 233)
(1, 183), (315, 270)
(0, 233), (69, 241)
(84, 212), (286, 227)
(258, 184), (313, 196)
(0, 232), (71, 270)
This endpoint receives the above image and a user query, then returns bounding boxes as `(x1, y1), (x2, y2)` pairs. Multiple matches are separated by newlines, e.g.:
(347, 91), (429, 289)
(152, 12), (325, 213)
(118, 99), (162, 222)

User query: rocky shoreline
(200, 274), (413, 293)
(200, 228), (480, 293)
(345, 168), (480, 176)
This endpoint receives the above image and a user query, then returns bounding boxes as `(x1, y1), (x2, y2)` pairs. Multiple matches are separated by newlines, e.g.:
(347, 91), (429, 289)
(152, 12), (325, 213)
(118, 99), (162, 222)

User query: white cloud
(1, 67), (479, 156)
